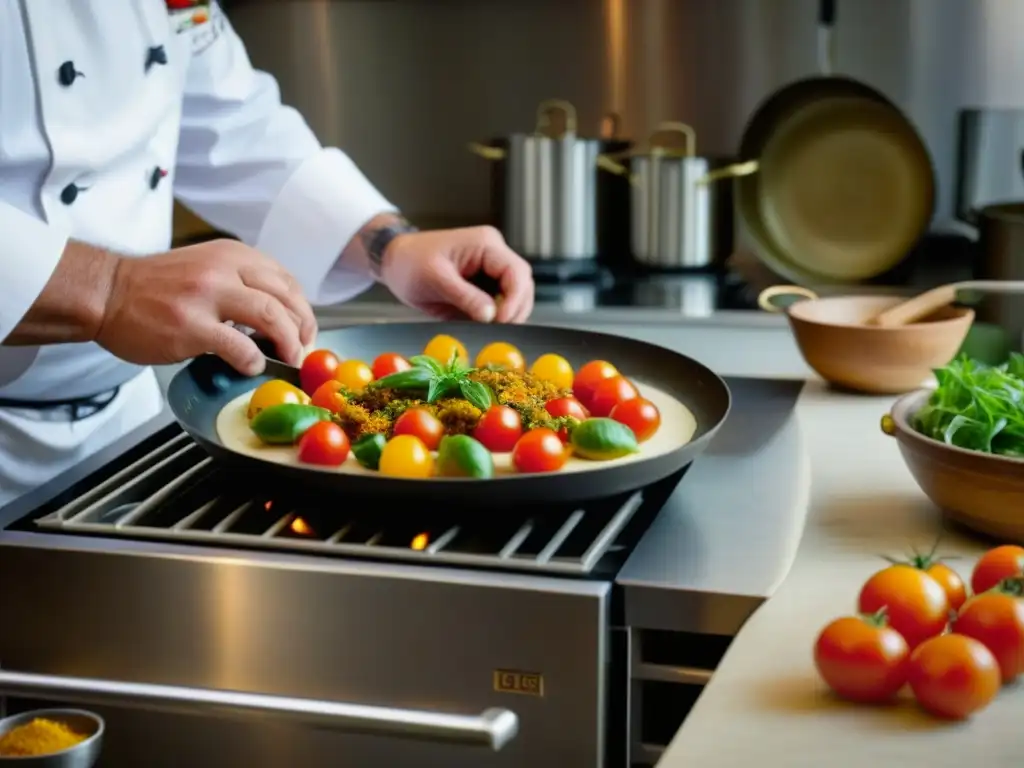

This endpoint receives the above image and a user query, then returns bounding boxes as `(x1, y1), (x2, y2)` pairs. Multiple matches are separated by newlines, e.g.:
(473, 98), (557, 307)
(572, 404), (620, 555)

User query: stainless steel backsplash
(228, 0), (1024, 228)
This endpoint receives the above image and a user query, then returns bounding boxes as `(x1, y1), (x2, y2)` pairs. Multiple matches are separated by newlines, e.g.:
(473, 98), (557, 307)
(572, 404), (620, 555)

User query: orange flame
(410, 533), (429, 551)
(290, 517), (313, 536)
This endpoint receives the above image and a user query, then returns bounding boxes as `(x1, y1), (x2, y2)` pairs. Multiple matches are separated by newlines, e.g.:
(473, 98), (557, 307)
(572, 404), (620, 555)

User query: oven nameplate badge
(493, 669), (544, 697)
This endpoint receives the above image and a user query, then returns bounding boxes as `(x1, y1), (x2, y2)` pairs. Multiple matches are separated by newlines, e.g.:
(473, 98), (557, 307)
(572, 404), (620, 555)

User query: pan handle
(468, 142), (506, 161)
(817, 0), (837, 75)
(535, 99), (578, 137)
(648, 122), (697, 157)
(695, 160), (760, 186)
(757, 285), (819, 313)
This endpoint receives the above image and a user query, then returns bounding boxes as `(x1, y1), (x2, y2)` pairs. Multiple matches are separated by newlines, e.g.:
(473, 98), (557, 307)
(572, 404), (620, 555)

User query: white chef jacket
(0, 0), (395, 506)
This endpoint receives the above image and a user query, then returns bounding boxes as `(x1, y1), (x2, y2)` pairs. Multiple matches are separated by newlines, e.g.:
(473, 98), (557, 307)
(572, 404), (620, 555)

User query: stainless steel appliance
(976, 203), (1024, 351)
(226, 0), (1020, 232)
(0, 376), (805, 767)
(470, 100), (630, 263)
(602, 123), (738, 271)
(956, 109), (1024, 223)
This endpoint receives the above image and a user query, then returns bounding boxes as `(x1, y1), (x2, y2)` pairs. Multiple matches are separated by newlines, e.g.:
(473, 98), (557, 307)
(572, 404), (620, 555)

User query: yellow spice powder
(0, 717), (87, 756)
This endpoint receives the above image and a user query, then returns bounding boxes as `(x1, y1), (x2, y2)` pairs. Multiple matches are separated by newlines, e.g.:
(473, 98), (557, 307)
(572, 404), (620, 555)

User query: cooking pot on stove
(598, 122), (751, 271)
(469, 100), (631, 263)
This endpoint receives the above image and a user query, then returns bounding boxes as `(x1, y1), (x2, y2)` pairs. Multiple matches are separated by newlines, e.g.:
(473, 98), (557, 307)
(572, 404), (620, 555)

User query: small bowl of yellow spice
(0, 709), (103, 766)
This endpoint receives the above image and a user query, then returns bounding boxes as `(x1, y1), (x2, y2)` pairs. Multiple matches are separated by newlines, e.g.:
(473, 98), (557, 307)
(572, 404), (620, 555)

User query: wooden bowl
(884, 389), (1024, 542)
(759, 285), (974, 394)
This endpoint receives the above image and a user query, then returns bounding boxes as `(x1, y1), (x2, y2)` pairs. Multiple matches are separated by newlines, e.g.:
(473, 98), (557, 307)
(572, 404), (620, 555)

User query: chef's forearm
(3, 240), (117, 346)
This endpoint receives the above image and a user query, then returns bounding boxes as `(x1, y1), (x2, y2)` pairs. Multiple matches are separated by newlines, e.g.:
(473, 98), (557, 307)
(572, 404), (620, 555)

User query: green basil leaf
(410, 355), (445, 375)
(373, 367), (434, 390)
(459, 379), (493, 411)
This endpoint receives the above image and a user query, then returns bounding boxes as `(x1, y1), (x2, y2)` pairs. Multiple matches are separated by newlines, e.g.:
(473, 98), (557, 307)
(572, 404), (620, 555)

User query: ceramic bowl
(759, 285), (974, 394)
(884, 389), (1024, 542)
(0, 709), (103, 767)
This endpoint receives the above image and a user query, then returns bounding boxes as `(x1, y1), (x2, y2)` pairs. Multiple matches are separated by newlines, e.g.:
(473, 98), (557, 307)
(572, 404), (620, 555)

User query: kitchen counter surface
(658, 382), (1012, 767)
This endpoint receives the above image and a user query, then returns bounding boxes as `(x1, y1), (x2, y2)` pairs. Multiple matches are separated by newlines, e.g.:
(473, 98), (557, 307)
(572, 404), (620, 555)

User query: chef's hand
(380, 226), (534, 323)
(96, 240), (317, 375)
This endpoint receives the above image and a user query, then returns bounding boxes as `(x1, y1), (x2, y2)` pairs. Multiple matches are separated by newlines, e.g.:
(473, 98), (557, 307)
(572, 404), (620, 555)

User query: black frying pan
(167, 323), (731, 506)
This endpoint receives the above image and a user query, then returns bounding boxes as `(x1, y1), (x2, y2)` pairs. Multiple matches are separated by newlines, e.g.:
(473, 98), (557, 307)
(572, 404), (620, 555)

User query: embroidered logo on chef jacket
(165, 0), (214, 35)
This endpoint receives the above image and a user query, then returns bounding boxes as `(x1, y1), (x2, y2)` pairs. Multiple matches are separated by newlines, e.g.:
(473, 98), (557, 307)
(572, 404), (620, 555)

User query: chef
(0, 0), (535, 507)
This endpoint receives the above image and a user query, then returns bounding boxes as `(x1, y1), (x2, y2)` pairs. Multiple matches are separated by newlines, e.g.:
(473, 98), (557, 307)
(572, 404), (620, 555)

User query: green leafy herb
(913, 354), (1024, 458)
(369, 350), (495, 409)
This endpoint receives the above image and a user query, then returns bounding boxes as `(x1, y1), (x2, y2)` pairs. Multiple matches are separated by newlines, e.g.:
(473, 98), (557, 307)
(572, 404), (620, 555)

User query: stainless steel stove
(0, 377), (805, 768)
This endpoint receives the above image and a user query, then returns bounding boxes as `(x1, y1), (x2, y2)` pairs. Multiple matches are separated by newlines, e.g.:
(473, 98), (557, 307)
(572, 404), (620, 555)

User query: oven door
(0, 538), (609, 767)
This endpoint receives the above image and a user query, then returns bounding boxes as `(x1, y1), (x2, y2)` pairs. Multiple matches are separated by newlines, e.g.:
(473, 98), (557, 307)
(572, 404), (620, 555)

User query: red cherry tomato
(908, 634), (1000, 720)
(166, 0), (195, 9)
(972, 545), (1024, 595)
(588, 375), (639, 418)
(813, 612), (910, 703)
(512, 428), (568, 473)
(372, 352), (412, 380)
(610, 397), (661, 442)
(297, 421), (350, 466)
(573, 360), (618, 409)
(545, 396), (589, 421)
(392, 409), (445, 451)
(953, 588), (1024, 683)
(310, 380), (346, 414)
(473, 406), (523, 453)
(300, 349), (340, 395)
(857, 565), (950, 649)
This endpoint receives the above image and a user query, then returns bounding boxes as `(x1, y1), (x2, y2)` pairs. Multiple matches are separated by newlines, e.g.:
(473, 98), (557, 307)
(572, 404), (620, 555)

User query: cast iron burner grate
(34, 433), (648, 575)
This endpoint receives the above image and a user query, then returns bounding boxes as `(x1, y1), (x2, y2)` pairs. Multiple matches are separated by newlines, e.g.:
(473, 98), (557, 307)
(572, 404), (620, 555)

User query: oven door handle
(0, 670), (518, 751)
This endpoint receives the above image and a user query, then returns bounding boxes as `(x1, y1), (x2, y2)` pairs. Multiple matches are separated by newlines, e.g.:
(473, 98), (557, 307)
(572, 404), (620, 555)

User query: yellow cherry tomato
(247, 379), (310, 420)
(334, 359), (374, 391)
(475, 342), (525, 372)
(379, 434), (434, 479)
(424, 334), (469, 366)
(529, 353), (574, 389)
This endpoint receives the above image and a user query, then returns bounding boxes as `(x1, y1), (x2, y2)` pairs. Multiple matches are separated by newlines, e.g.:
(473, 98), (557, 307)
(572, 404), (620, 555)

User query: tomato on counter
(379, 434), (434, 478)
(813, 611), (909, 703)
(393, 409), (445, 451)
(300, 349), (341, 395)
(297, 422), (350, 467)
(971, 545), (1024, 595)
(476, 342), (526, 372)
(886, 545), (968, 611)
(857, 565), (950, 649)
(372, 352), (412, 380)
(310, 380), (346, 414)
(953, 584), (1024, 683)
(610, 397), (661, 443)
(908, 634), (1000, 719)
(246, 379), (310, 420)
(572, 360), (618, 409)
(512, 428), (568, 473)
(530, 354), (574, 390)
(588, 375), (639, 418)
(473, 405), (523, 453)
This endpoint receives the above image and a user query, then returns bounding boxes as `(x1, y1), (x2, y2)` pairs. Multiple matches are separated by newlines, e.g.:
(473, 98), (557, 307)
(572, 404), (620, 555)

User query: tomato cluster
(814, 544), (1024, 721)
(247, 336), (666, 477)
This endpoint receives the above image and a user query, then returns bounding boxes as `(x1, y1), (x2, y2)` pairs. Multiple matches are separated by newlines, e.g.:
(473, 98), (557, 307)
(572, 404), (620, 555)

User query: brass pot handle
(649, 121), (697, 156)
(536, 99), (578, 137)
(696, 160), (760, 186)
(757, 285), (819, 313)
(468, 142), (506, 161)
(880, 413), (897, 437)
